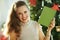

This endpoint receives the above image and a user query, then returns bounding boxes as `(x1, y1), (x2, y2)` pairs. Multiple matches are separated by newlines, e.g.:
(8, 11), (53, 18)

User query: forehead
(16, 5), (28, 13)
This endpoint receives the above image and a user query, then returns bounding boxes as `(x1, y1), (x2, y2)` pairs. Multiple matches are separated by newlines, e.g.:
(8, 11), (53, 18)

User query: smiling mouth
(22, 18), (27, 20)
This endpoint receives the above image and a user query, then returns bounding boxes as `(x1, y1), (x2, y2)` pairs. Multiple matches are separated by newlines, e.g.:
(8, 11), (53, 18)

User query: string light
(56, 26), (60, 32)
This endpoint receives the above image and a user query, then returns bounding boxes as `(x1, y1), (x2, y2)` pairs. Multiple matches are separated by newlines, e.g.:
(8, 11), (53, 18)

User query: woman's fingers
(48, 18), (55, 30)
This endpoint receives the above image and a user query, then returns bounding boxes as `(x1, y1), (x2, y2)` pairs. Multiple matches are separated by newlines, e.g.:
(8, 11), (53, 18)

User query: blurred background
(0, 0), (60, 40)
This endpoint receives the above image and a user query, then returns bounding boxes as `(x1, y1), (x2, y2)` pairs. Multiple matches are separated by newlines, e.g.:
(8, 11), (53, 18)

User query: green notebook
(38, 6), (56, 27)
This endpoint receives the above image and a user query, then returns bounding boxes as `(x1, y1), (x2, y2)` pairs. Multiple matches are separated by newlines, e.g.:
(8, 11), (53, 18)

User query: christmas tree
(27, 0), (60, 40)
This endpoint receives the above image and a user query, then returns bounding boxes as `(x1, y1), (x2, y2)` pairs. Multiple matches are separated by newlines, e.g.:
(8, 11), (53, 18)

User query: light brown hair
(4, 1), (28, 40)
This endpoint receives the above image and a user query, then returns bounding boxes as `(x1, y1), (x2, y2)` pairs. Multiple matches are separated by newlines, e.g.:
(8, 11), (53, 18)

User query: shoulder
(30, 20), (38, 24)
(30, 20), (42, 28)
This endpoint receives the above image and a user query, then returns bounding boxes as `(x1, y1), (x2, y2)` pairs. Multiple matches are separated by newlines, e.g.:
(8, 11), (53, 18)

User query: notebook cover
(38, 6), (56, 27)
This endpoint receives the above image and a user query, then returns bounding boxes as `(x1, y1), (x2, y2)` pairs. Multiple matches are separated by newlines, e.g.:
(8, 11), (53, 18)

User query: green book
(38, 6), (56, 27)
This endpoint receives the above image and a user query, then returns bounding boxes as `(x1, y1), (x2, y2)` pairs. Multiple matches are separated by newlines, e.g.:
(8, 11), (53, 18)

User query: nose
(22, 13), (26, 18)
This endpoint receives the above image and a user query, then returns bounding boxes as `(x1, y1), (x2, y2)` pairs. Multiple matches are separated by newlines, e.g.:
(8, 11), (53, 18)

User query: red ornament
(52, 3), (59, 11)
(0, 35), (7, 40)
(29, 0), (36, 7)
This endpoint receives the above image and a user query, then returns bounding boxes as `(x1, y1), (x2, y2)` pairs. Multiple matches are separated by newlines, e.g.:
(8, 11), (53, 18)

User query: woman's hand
(48, 18), (55, 31)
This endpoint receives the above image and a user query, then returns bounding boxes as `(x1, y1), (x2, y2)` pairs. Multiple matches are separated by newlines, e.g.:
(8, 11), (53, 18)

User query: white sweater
(18, 20), (42, 40)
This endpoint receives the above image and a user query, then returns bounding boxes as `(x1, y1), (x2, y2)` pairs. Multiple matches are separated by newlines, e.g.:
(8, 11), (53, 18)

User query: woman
(3, 1), (55, 40)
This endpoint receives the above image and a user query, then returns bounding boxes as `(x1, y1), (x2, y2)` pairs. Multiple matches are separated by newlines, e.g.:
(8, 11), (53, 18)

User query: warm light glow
(1, 28), (4, 32)
(56, 26), (60, 32)
(56, 28), (60, 32)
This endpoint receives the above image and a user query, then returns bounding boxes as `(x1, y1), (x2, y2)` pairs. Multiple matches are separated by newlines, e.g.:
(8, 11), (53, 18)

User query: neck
(20, 19), (30, 26)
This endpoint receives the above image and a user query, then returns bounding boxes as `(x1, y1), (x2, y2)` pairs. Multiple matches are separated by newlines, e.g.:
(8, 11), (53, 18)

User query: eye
(18, 13), (22, 15)
(17, 13), (22, 16)
(24, 11), (27, 14)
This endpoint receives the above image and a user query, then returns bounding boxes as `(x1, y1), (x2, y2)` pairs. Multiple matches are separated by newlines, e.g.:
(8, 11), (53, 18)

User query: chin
(21, 20), (27, 23)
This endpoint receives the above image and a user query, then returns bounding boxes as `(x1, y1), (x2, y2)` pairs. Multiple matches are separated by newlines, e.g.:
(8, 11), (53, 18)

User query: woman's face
(16, 5), (30, 23)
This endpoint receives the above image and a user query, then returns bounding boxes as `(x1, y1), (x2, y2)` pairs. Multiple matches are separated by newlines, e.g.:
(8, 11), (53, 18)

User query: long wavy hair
(4, 1), (28, 39)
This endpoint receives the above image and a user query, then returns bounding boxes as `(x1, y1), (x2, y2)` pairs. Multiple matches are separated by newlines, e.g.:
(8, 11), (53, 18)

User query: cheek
(26, 12), (30, 16)
(18, 15), (22, 20)
(26, 14), (29, 19)
(26, 14), (29, 17)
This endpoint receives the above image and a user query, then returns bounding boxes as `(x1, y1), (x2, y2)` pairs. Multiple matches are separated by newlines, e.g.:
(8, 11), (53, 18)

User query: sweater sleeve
(34, 21), (45, 40)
